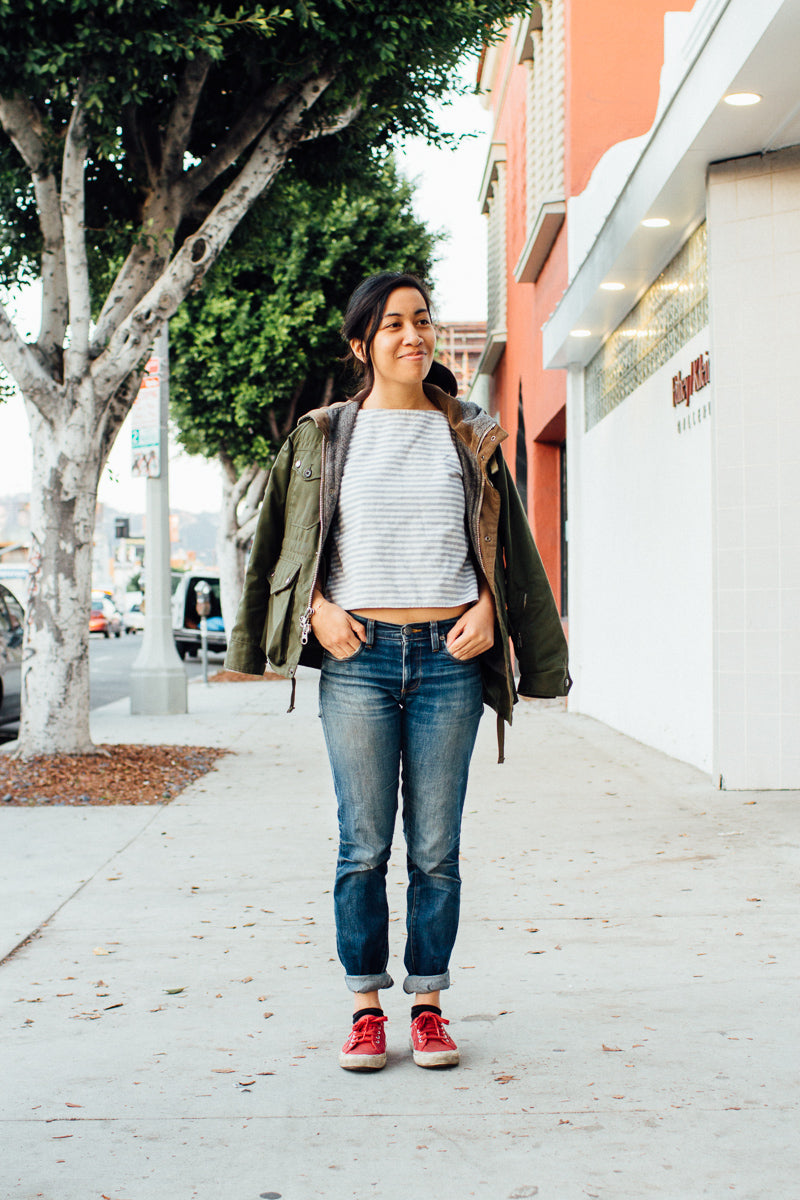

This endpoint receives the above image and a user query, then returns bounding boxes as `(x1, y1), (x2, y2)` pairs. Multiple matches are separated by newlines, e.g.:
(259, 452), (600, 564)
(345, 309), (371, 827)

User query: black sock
(353, 1007), (383, 1023)
(411, 1004), (441, 1021)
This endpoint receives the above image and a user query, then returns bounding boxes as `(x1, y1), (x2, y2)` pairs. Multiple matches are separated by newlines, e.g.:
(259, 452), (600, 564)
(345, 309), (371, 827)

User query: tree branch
(180, 74), (305, 203)
(242, 466), (269, 522)
(92, 70), (345, 400)
(60, 86), (91, 378)
(162, 53), (211, 181)
(235, 507), (262, 548)
(94, 370), (141, 472)
(0, 93), (68, 368)
(217, 446), (239, 486)
(295, 98), (362, 144)
(280, 380), (304, 437)
(0, 300), (58, 413)
(91, 58), (210, 356)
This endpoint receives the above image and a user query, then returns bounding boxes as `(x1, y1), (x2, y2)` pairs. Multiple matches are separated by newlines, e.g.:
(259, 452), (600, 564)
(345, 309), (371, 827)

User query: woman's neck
(360, 380), (434, 410)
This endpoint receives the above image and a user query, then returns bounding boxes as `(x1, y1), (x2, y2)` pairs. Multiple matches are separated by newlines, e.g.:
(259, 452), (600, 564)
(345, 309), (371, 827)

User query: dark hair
(424, 360), (458, 398)
(342, 271), (434, 394)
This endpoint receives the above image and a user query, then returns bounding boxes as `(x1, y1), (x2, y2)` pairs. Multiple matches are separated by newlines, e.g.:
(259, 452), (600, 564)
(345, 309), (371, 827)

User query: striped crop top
(325, 408), (479, 610)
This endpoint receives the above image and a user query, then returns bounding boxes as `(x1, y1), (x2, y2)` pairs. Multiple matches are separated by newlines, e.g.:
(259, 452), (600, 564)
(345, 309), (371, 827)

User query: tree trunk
(19, 392), (102, 756)
(216, 466), (250, 639)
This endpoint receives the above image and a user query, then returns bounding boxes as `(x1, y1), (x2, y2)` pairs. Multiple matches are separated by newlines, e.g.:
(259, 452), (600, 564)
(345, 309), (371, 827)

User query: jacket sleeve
(497, 457), (571, 697)
(224, 435), (295, 675)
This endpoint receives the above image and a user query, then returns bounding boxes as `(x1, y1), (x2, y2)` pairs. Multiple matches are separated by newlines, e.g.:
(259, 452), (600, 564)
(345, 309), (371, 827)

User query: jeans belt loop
(431, 621), (440, 652)
(365, 618), (375, 648)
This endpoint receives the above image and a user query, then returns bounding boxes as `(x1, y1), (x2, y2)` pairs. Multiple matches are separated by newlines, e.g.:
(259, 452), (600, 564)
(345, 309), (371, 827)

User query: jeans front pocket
(324, 639), (367, 664)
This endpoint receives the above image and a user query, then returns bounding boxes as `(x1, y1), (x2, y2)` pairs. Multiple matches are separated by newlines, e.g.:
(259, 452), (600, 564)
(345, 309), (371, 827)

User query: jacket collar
(301, 384), (507, 455)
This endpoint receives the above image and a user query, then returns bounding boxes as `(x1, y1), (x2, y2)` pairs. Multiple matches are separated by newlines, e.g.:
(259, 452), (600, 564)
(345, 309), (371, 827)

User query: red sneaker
(339, 1013), (388, 1071)
(409, 1011), (459, 1068)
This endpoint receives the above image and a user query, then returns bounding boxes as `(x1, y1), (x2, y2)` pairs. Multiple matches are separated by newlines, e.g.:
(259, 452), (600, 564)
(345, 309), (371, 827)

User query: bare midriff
(351, 605), (470, 625)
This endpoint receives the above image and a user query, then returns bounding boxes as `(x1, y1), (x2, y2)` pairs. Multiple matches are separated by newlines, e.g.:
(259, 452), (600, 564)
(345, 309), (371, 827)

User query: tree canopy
(0, 0), (533, 756)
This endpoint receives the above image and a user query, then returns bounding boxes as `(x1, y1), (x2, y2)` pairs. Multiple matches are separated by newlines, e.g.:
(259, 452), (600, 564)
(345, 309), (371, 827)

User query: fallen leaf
(746, 897), (762, 902)
(212, 1068), (235, 1074)
(164, 988), (185, 995)
(65, 1103), (82, 1109)
(237, 1080), (256, 1086)
(612, 1094), (625, 1099)
(559, 1119), (571, 1125)
(602, 1045), (623, 1052)
(258, 995), (267, 1002)
(93, 947), (110, 956)
(494, 1074), (517, 1084)
(263, 1012), (274, 1019)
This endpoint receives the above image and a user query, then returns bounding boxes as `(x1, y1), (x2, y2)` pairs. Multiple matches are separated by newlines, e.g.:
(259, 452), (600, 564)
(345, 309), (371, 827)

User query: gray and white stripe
(326, 409), (479, 610)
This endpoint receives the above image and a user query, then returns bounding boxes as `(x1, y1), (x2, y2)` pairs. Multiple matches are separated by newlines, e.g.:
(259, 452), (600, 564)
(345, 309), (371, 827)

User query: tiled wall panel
(708, 148), (800, 789)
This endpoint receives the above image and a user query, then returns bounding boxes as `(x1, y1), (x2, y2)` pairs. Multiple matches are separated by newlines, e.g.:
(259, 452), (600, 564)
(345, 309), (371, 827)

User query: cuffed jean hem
(345, 972), (394, 994)
(403, 971), (451, 995)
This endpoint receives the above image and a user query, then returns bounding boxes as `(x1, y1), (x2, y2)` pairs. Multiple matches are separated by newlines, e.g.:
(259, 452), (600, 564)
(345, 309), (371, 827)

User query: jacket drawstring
(287, 675), (297, 713)
(496, 713), (505, 764)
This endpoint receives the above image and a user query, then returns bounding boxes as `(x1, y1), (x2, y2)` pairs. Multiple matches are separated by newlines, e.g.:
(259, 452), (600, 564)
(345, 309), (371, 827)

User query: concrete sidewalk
(1, 674), (798, 1200)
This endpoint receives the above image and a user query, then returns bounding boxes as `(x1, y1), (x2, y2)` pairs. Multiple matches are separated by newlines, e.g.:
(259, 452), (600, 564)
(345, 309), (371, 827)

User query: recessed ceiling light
(724, 92), (762, 107)
(570, 329), (592, 338)
(642, 217), (671, 228)
(600, 282), (625, 291)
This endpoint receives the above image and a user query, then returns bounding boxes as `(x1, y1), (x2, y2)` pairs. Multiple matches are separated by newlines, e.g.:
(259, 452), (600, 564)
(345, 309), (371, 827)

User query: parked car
(90, 591), (122, 638)
(0, 564), (28, 606)
(0, 582), (24, 726)
(171, 571), (226, 659)
(123, 601), (146, 634)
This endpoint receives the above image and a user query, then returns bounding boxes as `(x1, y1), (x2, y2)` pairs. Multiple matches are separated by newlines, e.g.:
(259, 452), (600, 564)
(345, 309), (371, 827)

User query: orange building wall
(565, 0), (695, 197)
(486, 1), (696, 608)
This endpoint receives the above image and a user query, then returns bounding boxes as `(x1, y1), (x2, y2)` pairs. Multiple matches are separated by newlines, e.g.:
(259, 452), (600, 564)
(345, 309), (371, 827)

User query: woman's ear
(349, 338), (366, 364)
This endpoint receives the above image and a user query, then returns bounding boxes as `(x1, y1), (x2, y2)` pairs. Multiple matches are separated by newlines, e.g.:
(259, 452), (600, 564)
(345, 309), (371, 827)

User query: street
(0, 633), (225, 742)
(87, 629), (224, 708)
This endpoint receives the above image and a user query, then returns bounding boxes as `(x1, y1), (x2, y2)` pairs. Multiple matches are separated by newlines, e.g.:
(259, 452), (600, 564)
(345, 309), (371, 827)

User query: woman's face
(352, 286), (435, 388)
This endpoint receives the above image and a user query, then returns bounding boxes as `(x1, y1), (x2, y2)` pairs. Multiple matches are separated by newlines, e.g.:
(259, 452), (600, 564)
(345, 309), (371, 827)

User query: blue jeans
(319, 616), (484, 995)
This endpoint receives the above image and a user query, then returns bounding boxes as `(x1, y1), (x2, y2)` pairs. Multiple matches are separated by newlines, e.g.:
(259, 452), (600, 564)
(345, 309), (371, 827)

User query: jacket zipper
(300, 436), (327, 646)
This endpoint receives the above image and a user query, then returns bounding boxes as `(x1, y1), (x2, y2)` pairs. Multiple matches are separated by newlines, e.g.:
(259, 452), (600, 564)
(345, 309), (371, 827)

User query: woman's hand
(309, 595), (366, 659)
(446, 588), (495, 660)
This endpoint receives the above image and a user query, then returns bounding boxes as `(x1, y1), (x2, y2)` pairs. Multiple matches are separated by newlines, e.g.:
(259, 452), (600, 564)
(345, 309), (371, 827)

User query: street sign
(131, 354), (162, 478)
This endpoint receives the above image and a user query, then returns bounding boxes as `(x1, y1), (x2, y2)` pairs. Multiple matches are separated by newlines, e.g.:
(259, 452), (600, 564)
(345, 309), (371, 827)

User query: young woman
(226, 272), (570, 1072)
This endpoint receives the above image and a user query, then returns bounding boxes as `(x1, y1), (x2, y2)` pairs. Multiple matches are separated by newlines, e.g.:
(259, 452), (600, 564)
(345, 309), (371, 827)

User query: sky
(0, 73), (491, 516)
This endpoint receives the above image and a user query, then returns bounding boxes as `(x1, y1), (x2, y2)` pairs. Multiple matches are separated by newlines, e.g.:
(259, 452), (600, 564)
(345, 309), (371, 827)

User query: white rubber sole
(338, 1051), (387, 1071)
(410, 1045), (460, 1068)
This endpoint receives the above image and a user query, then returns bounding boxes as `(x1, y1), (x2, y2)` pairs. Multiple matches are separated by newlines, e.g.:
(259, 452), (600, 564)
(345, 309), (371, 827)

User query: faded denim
(319, 616), (484, 995)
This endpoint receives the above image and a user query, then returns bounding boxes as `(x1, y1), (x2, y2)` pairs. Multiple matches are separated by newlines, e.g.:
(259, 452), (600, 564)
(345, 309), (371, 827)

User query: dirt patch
(0, 744), (227, 807)
(209, 669), (285, 683)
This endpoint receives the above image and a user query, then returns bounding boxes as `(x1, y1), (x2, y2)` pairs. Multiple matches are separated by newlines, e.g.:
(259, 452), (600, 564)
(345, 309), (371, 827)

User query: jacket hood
(300, 384), (507, 455)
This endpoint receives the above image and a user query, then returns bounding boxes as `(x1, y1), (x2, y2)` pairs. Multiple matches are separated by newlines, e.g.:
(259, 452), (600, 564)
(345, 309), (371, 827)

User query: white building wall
(569, 329), (713, 771)
(707, 148), (800, 789)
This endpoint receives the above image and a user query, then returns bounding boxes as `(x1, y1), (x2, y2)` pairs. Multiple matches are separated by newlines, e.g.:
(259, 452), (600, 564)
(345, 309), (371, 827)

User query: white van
(171, 571), (226, 660)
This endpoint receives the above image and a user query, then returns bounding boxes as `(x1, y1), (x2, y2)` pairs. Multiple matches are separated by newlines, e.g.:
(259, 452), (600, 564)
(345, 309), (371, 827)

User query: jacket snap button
(303, 467), (312, 478)
(490, 434), (496, 441)
(484, 534), (491, 542)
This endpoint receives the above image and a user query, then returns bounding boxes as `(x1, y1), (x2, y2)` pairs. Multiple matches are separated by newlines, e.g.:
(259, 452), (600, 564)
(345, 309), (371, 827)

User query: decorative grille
(584, 223), (708, 430)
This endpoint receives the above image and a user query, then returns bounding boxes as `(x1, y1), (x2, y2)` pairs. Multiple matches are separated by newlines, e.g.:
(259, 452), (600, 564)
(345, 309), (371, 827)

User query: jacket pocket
(285, 458), (322, 530)
(263, 556), (302, 666)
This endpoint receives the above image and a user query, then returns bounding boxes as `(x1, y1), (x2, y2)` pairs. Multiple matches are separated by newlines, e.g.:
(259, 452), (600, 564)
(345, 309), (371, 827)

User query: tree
(0, 0), (531, 756)
(168, 154), (438, 630)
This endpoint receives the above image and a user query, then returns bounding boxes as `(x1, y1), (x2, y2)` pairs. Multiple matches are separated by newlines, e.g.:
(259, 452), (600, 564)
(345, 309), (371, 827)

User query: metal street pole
(130, 324), (188, 714)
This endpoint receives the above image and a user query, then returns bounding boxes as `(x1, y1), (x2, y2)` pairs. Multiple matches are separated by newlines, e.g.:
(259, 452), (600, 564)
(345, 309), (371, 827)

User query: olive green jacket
(226, 386), (571, 747)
